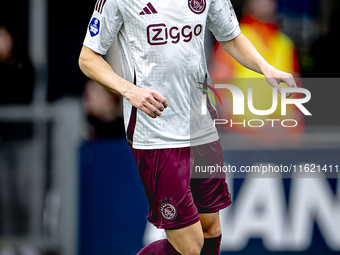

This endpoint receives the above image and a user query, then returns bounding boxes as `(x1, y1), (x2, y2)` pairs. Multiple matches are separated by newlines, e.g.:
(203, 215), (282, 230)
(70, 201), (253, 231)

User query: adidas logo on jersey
(140, 2), (158, 15)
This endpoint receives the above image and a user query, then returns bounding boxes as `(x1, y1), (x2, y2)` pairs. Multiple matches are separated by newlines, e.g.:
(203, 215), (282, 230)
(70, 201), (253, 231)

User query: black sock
(200, 234), (222, 255)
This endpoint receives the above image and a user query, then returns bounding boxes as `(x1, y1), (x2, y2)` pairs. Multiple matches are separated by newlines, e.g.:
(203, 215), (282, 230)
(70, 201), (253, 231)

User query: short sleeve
(83, 0), (123, 55)
(207, 0), (241, 42)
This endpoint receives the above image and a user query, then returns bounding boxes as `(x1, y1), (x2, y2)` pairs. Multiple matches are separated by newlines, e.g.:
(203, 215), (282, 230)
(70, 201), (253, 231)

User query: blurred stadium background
(0, 0), (339, 254)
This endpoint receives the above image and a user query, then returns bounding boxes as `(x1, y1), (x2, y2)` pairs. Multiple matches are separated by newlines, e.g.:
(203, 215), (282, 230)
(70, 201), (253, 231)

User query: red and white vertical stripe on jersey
(95, 0), (107, 14)
(127, 72), (138, 145)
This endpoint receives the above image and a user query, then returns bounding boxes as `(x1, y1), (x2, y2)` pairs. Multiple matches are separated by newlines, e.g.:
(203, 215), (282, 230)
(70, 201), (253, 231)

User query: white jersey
(84, 0), (240, 149)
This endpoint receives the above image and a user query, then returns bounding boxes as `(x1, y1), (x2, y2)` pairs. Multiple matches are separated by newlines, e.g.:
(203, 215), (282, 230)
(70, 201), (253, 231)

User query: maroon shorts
(131, 140), (231, 230)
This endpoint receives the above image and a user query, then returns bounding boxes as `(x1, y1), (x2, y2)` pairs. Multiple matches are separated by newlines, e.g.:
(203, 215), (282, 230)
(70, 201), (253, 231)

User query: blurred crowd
(0, 23), (35, 238)
(209, 0), (305, 137)
(0, 0), (339, 137)
(82, 80), (125, 140)
(1, 0), (339, 139)
(0, 23), (34, 104)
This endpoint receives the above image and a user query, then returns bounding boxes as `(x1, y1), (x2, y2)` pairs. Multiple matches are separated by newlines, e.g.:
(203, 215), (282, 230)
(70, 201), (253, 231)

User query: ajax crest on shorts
(89, 18), (100, 37)
(160, 203), (177, 221)
(188, 0), (206, 14)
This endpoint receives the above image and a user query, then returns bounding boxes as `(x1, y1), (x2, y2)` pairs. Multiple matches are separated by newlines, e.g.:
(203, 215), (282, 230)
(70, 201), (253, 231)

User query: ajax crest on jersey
(188, 0), (206, 14)
(160, 202), (177, 221)
(89, 17), (100, 37)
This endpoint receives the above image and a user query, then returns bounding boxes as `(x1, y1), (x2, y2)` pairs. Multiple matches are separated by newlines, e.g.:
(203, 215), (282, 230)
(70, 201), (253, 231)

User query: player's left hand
(263, 66), (297, 97)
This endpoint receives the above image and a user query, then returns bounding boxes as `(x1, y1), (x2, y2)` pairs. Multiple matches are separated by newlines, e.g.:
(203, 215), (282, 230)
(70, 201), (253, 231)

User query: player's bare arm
(79, 45), (167, 118)
(219, 33), (297, 97)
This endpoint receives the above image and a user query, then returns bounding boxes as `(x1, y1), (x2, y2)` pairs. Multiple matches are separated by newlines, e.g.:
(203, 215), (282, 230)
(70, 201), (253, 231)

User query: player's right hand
(125, 86), (168, 118)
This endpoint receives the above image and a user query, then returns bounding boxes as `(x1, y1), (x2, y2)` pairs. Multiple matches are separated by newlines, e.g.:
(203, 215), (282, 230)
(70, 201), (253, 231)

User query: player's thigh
(166, 221), (204, 255)
(132, 146), (200, 230)
(199, 211), (221, 238)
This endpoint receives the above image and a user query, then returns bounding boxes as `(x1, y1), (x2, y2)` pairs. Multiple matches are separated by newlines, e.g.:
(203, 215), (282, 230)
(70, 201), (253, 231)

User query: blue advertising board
(79, 139), (340, 255)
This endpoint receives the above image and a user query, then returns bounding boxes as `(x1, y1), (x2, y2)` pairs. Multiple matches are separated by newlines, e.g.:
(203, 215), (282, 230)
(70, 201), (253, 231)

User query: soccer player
(79, 0), (296, 254)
